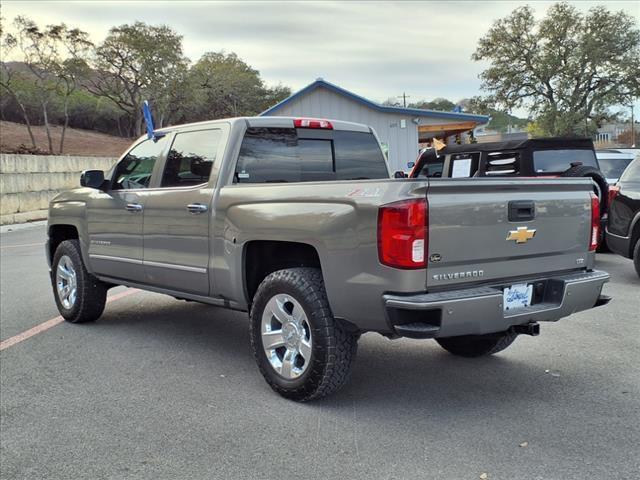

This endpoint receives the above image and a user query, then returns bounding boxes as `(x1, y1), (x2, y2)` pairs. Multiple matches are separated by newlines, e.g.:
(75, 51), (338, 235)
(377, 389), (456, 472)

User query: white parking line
(0, 242), (44, 250)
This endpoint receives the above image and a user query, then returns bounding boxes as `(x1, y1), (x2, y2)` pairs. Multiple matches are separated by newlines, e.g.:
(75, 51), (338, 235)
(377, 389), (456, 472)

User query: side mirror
(80, 170), (105, 189)
(394, 170), (407, 178)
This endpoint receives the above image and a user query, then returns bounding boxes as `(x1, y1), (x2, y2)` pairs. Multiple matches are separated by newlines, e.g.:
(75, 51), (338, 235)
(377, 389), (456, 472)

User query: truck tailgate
(426, 178), (595, 288)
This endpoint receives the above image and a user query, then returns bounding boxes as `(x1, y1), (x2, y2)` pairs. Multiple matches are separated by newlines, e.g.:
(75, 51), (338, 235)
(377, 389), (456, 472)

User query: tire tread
(249, 267), (357, 401)
(52, 239), (107, 323)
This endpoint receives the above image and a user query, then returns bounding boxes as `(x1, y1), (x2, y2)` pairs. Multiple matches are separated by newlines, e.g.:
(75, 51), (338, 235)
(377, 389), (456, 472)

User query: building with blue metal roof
(261, 79), (490, 172)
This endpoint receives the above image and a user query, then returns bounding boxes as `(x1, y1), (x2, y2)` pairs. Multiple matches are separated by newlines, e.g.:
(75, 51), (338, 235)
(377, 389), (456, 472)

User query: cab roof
(155, 116), (371, 134)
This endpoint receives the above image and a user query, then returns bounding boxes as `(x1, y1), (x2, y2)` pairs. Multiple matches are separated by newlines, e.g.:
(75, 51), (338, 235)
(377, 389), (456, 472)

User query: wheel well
(244, 241), (321, 303)
(48, 224), (79, 261)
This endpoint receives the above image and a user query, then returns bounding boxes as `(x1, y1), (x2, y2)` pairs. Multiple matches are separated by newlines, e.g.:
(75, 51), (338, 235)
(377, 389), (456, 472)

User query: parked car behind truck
(47, 117), (610, 401)
(606, 158), (640, 277)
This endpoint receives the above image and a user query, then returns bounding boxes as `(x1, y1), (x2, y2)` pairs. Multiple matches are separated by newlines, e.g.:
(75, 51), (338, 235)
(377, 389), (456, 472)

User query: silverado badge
(506, 226), (536, 244)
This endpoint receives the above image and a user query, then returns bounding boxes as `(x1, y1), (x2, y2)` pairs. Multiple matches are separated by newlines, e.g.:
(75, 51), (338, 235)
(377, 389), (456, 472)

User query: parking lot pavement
(1, 223), (639, 480)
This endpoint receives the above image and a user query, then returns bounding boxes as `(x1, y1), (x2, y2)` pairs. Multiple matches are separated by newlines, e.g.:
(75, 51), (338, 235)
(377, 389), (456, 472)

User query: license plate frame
(503, 283), (533, 312)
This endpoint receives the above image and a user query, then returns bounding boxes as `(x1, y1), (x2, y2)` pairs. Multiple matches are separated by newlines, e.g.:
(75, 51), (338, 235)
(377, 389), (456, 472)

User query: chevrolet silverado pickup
(47, 116), (610, 401)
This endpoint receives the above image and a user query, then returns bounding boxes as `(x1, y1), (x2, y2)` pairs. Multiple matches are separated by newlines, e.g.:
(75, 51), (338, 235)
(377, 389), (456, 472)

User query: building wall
(264, 87), (433, 172)
(0, 154), (117, 225)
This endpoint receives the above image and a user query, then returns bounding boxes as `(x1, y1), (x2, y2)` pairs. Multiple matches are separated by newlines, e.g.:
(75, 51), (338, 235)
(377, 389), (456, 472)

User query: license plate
(503, 283), (533, 312)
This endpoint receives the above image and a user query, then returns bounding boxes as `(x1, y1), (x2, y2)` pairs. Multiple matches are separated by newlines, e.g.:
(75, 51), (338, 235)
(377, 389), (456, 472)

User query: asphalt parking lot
(1, 222), (639, 480)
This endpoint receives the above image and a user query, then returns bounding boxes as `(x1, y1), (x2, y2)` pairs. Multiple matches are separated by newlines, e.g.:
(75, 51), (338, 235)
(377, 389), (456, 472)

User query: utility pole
(396, 93), (410, 107)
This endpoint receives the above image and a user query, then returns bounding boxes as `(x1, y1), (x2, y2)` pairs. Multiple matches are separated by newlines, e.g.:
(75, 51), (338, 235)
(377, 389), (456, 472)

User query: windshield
(597, 157), (633, 180)
(533, 149), (599, 173)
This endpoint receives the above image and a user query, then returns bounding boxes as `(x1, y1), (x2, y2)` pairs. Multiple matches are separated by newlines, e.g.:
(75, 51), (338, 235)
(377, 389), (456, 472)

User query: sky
(2, 0), (639, 116)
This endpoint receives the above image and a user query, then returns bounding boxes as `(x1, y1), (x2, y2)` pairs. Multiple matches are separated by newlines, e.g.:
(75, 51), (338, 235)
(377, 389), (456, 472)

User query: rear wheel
(436, 330), (518, 357)
(51, 239), (107, 323)
(249, 268), (358, 401)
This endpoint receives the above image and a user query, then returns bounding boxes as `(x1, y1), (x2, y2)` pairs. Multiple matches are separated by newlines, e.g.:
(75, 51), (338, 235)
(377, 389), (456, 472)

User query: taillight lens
(608, 185), (620, 207)
(589, 192), (600, 252)
(294, 118), (333, 129)
(378, 199), (428, 269)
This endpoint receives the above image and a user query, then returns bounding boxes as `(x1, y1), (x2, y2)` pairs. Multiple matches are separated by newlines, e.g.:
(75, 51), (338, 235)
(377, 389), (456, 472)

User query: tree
(0, 17), (37, 148)
(462, 96), (529, 133)
(410, 97), (456, 112)
(12, 16), (63, 153)
(50, 26), (92, 153)
(182, 51), (289, 121)
(89, 22), (189, 137)
(472, 3), (640, 136)
(3, 17), (92, 153)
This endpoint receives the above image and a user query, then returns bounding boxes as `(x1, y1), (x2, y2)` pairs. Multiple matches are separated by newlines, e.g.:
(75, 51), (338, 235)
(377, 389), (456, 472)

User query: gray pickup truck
(47, 116), (610, 401)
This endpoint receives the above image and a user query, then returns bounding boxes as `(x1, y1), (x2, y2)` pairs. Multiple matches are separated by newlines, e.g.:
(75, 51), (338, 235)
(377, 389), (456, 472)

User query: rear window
(533, 149), (598, 173)
(235, 127), (388, 183)
(619, 159), (640, 182)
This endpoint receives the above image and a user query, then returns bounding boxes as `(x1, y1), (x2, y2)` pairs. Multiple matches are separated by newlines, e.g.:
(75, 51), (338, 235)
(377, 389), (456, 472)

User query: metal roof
(260, 79), (490, 124)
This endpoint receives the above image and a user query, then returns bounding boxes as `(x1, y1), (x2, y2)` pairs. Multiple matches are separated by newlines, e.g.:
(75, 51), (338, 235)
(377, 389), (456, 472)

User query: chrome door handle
(187, 203), (208, 214)
(125, 203), (143, 212)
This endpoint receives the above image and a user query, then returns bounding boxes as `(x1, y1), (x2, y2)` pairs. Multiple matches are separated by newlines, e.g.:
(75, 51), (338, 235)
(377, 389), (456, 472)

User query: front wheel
(249, 268), (358, 401)
(51, 239), (107, 323)
(436, 330), (518, 357)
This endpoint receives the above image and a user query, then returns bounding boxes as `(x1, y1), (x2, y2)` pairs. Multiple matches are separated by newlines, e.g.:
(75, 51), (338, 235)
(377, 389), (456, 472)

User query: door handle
(125, 203), (143, 213)
(187, 203), (208, 214)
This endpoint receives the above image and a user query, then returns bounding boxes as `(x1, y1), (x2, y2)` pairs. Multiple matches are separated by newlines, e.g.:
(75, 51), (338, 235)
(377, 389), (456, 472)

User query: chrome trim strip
(89, 254), (207, 273)
(89, 254), (143, 265)
(143, 260), (207, 274)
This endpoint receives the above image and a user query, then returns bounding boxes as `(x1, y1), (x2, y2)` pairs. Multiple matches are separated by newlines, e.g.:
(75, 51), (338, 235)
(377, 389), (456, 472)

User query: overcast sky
(3, 1), (639, 115)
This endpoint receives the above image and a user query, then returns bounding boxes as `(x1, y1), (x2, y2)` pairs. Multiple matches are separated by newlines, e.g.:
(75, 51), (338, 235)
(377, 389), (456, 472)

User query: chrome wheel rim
(56, 255), (77, 309)
(261, 294), (312, 379)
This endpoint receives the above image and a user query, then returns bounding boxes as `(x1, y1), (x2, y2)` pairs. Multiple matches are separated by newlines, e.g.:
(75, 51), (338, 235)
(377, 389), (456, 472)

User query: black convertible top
(441, 137), (595, 154)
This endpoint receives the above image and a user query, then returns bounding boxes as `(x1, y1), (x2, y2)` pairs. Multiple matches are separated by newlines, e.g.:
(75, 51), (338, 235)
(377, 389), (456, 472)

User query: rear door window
(161, 129), (222, 187)
(235, 127), (388, 183)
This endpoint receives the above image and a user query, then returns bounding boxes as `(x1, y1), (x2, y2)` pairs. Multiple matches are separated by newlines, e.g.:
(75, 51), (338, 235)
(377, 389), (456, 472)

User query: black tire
(597, 238), (611, 253)
(249, 268), (358, 401)
(51, 239), (107, 323)
(561, 165), (609, 214)
(436, 330), (518, 358)
(634, 238), (640, 278)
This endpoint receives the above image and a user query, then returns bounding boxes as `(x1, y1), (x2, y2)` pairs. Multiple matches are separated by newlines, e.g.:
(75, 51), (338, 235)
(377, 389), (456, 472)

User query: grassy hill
(0, 121), (133, 157)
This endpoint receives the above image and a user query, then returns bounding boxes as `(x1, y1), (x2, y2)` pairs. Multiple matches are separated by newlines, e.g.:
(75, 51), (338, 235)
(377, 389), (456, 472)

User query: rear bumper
(383, 270), (610, 339)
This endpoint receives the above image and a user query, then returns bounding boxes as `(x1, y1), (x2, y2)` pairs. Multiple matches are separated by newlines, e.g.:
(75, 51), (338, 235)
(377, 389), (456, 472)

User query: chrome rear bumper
(383, 270), (610, 339)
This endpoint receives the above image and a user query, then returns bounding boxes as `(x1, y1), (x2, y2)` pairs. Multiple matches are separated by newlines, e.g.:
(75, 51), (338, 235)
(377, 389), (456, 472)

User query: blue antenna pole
(142, 100), (155, 140)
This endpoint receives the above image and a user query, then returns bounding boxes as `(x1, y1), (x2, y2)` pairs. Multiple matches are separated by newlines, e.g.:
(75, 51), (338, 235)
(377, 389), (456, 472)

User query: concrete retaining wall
(0, 154), (117, 225)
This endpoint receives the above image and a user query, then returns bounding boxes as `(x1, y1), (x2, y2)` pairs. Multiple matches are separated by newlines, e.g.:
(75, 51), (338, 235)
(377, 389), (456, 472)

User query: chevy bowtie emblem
(506, 226), (536, 244)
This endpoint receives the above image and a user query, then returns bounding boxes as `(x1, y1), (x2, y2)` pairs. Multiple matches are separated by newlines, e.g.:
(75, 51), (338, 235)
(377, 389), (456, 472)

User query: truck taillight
(590, 192), (600, 252)
(378, 199), (428, 269)
(294, 118), (333, 129)
(608, 185), (620, 206)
